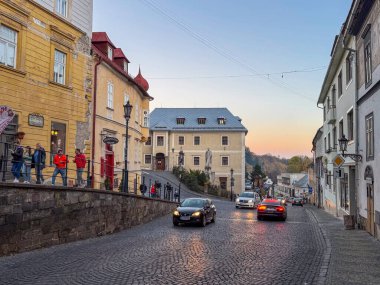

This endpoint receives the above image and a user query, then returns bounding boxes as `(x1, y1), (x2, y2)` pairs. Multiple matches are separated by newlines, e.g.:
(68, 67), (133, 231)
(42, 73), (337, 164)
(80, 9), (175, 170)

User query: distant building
(275, 173), (308, 198)
(142, 108), (247, 194)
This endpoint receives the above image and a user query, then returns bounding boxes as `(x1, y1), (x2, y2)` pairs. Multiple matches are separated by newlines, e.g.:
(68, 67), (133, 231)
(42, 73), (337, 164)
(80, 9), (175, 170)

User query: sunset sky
(93, 0), (352, 158)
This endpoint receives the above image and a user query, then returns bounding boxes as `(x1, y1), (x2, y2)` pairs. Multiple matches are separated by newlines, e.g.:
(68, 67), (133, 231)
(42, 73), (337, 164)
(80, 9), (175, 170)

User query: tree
(251, 164), (265, 187)
(287, 156), (312, 173)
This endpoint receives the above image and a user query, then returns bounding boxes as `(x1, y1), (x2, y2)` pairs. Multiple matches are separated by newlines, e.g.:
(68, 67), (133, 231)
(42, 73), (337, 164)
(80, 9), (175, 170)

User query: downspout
(91, 56), (102, 188)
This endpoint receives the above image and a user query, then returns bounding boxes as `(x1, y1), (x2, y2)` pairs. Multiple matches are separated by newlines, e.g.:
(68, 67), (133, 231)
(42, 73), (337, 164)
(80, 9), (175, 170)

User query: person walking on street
(52, 149), (68, 186)
(31, 143), (46, 184)
(73, 148), (86, 187)
(11, 141), (23, 183)
(150, 183), (156, 198)
(22, 146), (32, 183)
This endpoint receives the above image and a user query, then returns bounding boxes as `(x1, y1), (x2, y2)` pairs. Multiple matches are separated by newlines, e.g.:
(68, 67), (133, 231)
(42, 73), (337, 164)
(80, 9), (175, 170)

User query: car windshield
(261, 199), (281, 206)
(240, 192), (255, 198)
(181, 199), (205, 208)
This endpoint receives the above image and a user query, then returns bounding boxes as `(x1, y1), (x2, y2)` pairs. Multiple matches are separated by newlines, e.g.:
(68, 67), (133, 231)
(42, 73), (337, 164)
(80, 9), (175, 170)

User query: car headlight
(235, 198), (240, 202)
(248, 199), (253, 203)
(192, 211), (201, 217)
(173, 210), (180, 216)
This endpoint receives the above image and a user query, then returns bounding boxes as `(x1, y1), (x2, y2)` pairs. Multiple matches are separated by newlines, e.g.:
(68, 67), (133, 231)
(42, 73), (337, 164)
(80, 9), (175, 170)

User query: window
(176, 117), (185, 124)
(194, 136), (200, 145)
(143, 110), (149, 127)
(107, 82), (114, 109)
(145, 136), (151, 146)
(135, 104), (139, 123)
(157, 136), (164, 146)
(217, 117), (226, 125)
(347, 110), (354, 141)
(221, 156), (229, 166)
(193, 156), (200, 166)
(107, 46), (113, 60)
(56, 0), (67, 17)
(324, 137), (327, 152)
(338, 71), (342, 97)
(145, 155), (152, 164)
(222, 136), (228, 146)
(339, 120), (344, 140)
(123, 61), (128, 72)
(333, 127), (337, 150)
(50, 121), (66, 163)
(366, 113), (374, 160)
(346, 53), (353, 83)
(340, 173), (349, 211)
(53, 50), (66, 85)
(0, 25), (17, 68)
(328, 133), (331, 151)
(197, 117), (206, 124)
(364, 27), (372, 86)
(331, 85), (336, 107)
(178, 136), (184, 145)
(323, 105), (326, 122)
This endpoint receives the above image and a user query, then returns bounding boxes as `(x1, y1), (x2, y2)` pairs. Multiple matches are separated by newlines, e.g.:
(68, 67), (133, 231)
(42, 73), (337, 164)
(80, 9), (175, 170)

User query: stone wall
(0, 183), (177, 256)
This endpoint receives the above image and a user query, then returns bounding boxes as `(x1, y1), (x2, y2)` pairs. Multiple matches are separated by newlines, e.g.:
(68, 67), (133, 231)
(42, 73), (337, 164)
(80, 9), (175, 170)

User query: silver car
(235, 192), (261, 209)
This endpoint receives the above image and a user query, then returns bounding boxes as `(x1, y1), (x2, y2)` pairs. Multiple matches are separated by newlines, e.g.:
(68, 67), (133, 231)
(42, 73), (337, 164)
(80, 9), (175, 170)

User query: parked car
(292, 198), (303, 207)
(257, 198), (287, 221)
(235, 191), (261, 209)
(287, 197), (295, 203)
(173, 198), (216, 227)
(275, 196), (287, 205)
(245, 182), (253, 190)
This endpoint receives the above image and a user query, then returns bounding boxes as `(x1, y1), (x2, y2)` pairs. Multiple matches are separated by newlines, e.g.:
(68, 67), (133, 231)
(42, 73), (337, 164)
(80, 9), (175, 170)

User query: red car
(257, 199), (287, 221)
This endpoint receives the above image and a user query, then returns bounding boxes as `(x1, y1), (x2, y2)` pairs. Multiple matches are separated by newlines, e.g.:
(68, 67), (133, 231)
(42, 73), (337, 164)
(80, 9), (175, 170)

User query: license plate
(266, 208), (275, 212)
(180, 216), (191, 221)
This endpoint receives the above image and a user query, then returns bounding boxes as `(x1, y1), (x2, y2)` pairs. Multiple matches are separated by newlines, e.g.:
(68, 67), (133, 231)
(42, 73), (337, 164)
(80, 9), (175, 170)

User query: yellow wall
(0, 0), (92, 184)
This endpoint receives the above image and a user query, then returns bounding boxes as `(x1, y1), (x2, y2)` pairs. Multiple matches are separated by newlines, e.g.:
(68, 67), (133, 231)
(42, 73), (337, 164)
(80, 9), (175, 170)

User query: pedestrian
(150, 183), (156, 198)
(52, 148), (68, 186)
(31, 143), (46, 184)
(73, 148), (86, 187)
(10, 141), (23, 183)
(166, 182), (172, 200)
(22, 146), (32, 183)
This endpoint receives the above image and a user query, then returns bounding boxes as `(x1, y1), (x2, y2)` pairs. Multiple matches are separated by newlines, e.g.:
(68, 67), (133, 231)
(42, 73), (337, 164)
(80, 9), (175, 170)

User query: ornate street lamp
(230, 168), (235, 201)
(338, 134), (362, 162)
(123, 100), (133, 193)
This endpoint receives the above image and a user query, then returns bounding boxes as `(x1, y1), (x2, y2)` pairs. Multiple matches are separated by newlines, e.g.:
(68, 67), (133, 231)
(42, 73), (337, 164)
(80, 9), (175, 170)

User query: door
(155, 153), (165, 171)
(105, 144), (114, 190)
(367, 183), (375, 236)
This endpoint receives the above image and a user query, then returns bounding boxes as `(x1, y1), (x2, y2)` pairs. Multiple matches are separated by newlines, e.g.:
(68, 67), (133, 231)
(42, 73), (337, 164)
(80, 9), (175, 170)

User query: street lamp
(230, 168), (235, 201)
(338, 134), (362, 162)
(123, 100), (133, 193)
(178, 148), (184, 202)
(172, 148), (175, 171)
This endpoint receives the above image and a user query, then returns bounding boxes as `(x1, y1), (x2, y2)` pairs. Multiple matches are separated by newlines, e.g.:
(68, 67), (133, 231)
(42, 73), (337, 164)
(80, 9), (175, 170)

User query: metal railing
(0, 142), (180, 203)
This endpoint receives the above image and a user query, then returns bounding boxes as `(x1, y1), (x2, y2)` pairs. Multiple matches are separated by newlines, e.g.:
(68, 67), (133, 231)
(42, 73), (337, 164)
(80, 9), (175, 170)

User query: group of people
(10, 142), (86, 187)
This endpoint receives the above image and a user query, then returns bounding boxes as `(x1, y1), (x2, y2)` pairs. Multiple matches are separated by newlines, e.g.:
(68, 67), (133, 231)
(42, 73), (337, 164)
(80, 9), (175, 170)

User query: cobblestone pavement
(1, 191), (375, 285)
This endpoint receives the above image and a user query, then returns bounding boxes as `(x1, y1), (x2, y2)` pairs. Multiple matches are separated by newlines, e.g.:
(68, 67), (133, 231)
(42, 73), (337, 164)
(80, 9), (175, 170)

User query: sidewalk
(308, 206), (380, 285)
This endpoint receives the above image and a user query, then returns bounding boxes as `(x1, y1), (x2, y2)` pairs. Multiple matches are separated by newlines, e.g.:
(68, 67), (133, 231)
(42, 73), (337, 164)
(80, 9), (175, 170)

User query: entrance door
(156, 153), (165, 171)
(367, 183), (375, 236)
(105, 144), (114, 190)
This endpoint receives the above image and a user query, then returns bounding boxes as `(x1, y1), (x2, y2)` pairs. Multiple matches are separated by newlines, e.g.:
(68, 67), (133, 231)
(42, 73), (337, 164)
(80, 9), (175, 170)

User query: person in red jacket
(73, 148), (86, 187)
(52, 148), (68, 186)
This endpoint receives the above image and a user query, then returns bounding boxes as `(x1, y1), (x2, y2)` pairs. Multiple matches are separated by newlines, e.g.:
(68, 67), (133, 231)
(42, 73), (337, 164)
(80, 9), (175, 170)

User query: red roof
(114, 48), (130, 63)
(134, 67), (149, 92)
(92, 32), (115, 48)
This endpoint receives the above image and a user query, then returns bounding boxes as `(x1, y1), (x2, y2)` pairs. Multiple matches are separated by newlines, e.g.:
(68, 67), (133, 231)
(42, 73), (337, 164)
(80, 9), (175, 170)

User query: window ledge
(0, 64), (26, 77)
(49, 80), (73, 90)
(106, 107), (114, 111)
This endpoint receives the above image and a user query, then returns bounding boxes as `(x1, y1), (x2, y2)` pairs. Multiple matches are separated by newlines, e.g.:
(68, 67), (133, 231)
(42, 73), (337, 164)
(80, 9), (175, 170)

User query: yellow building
(92, 32), (152, 191)
(0, 0), (93, 184)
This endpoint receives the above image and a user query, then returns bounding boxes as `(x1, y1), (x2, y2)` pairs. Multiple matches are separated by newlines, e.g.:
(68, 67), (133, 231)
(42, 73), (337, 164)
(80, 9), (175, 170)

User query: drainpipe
(91, 56), (102, 188)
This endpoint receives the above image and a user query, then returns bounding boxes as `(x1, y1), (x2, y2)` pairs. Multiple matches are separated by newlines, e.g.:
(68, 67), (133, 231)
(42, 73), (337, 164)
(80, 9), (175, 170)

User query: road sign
(334, 168), (344, 179)
(333, 155), (345, 167)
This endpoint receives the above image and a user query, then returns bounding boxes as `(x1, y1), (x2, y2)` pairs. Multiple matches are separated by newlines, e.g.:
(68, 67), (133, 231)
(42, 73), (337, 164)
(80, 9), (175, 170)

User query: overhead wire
(140, 0), (317, 102)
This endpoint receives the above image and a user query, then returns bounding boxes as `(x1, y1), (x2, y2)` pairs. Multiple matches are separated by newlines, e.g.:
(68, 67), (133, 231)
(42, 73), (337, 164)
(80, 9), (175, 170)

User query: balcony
(327, 105), (336, 124)
(325, 147), (337, 154)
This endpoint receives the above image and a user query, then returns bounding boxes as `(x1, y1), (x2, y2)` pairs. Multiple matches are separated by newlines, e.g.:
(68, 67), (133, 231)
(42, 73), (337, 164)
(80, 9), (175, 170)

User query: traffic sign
(333, 155), (345, 167)
(334, 168), (344, 179)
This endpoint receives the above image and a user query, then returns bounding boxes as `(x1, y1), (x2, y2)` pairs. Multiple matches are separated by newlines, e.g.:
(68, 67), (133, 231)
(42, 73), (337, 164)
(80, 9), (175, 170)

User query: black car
(257, 198), (287, 221)
(292, 198), (303, 207)
(173, 198), (216, 227)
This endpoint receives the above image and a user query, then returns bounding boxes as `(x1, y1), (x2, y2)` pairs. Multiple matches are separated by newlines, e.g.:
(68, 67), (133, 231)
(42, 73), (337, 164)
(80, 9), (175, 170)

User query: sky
(93, 0), (352, 158)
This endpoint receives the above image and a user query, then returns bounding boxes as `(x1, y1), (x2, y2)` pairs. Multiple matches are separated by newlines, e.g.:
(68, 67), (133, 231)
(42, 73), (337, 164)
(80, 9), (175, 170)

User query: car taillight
(258, 205), (267, 211)
(276, 206), (285, 212)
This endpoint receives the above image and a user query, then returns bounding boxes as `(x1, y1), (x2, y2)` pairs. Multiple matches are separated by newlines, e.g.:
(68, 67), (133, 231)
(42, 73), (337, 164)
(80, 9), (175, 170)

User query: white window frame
(221, 156), (229, 166)
(222, 136), (229, 146)
(157, 136), (164, 147)
(56, 0), (68, 17)
(0, 25), (17, 68)
(54, 49), (66, 85)
(366, 113), (374, 160)
(143, 110), (149, 127)
(107, 82), (114, 109)
(107, 46), (113, 60)
(194, 136), (200, 145)
(123, 60), (128, 72)
(145, 154), (152, 164)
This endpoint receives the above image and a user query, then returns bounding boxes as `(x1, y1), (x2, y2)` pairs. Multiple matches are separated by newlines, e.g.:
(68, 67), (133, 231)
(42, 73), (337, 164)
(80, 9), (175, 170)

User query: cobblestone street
(0, 191), (380, 285)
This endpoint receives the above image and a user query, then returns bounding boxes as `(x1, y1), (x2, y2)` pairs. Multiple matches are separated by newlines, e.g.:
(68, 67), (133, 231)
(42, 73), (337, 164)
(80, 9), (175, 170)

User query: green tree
(287, 156), (312, 173)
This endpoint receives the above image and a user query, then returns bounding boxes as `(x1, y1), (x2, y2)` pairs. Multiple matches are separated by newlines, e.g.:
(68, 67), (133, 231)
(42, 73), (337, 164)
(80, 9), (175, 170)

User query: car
(257, 198), (287, 221)
(287, 197), (295, 203)
(245, 182), (253, 190)
(173, 198), (216, 227)
(275, 196), (287, 205)
(292, 198), (303, 207)
(235, 191), (261, 209)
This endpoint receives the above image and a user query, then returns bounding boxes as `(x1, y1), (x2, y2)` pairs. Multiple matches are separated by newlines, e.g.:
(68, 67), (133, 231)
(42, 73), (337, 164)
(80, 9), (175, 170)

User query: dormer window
(123, 61), (128, 72)
(197, 117), (206, 124)
(107, 46), (113, 60)
(176, 117), (185, 125)
(217, 117), (226, 125)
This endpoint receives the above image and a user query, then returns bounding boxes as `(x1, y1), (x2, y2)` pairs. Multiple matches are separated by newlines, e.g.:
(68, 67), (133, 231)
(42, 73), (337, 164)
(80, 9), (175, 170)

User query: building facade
(275, 173), (308, 198)
(142, 108), (247, 194)
(92, 32), (152, 191)
(0, 0), (93, 183)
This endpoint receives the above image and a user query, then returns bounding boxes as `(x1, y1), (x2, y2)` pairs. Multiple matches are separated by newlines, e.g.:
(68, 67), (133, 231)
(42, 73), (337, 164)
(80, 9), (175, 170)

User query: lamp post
(338, 134), (362, 162)
(172, 148), (175, 171)
(123, 101), (133, 193)
(230, 168), (235, 201)
(178, 149), (184, 202)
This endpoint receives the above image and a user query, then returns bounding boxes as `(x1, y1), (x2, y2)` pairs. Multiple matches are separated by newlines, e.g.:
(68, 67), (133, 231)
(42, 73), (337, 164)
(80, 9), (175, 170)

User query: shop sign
(103, 136), (119, 145)
(0, 105), (15, 135)
(28, 113), (44, 127)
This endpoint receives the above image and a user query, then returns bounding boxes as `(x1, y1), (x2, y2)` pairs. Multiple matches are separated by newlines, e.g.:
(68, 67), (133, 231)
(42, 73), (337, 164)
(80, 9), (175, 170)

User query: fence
(0, 142), (180, 203)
